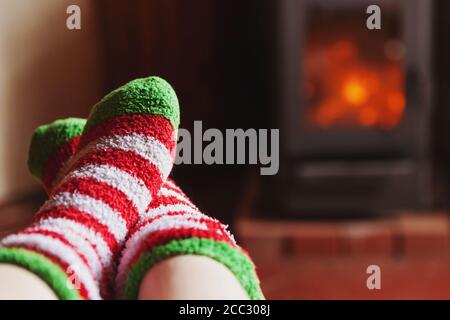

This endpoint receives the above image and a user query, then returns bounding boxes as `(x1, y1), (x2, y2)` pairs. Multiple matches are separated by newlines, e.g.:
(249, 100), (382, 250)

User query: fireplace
(304, 9), (405, 130)
(273, 0), (433, 216)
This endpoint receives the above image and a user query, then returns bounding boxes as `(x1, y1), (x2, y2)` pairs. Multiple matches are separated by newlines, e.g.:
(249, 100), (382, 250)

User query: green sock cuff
(0, 247), (82, 300)
(85, 76), (180, 132)
(123, 238), (264, 300)
(28, 118), (87, 179)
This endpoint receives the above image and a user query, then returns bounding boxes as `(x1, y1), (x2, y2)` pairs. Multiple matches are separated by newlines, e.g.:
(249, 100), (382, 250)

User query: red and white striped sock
(116, 178), (264, 300)
(21, 121), (263, 300)
(0, 76), (180, 299)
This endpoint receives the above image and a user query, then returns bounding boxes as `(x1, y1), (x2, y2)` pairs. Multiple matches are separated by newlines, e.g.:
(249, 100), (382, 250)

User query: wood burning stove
(274, 0), (433, 216)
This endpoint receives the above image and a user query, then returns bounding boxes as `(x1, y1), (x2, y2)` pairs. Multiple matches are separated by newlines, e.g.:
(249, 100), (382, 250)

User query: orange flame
(342, 80), (368, 106)
(305, 40), (405, 129)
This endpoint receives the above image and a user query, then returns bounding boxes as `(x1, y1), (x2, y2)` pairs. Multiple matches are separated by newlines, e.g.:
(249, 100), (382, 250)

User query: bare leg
(138, 255), (249, 300)
(0, 264), (57, 299)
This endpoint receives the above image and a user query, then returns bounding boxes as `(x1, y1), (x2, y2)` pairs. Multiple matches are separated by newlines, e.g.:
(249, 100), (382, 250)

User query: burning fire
(342, 80), (368, 106)
(305, 40), (405, 129)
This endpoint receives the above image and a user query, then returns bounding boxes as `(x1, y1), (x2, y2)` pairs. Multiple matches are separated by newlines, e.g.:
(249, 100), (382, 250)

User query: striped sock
(0, 76), (180, 299)
(18, 102), (263, 299)
(116, 179), (264, 300)
(24, 125), (264, 300)
(28, 123), (263, 300)
(28, 117), (87, 194)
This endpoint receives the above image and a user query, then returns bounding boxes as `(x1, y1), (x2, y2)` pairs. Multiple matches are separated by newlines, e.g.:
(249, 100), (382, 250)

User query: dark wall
(93, 0), (273, 224)
(433, 0), (450, 209)
(93, 0), (450, 219)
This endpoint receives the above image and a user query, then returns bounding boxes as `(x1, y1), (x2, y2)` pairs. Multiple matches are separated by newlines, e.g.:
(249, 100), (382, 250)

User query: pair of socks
(0, 76), (262, 299)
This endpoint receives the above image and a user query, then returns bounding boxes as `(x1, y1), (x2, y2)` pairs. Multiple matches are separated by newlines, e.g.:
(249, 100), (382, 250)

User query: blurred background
(0, 0), (450, 299)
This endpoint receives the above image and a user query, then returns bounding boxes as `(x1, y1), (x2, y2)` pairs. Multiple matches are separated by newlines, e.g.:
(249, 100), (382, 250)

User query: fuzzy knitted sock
(24, 122), (262, 299)
(21, 112), (263, 299)
(26, 122), (263, 300)
(0, 76), (180, 299)
(27, 118), (87, 194)
(116, 179), (264, 300)
(29, 124), (263, 300)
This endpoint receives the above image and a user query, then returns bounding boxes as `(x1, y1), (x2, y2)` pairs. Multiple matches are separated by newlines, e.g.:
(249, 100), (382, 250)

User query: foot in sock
(0, 76), (180, 299)
(24, 118), (263, 300)
(116, 179), (264, 299)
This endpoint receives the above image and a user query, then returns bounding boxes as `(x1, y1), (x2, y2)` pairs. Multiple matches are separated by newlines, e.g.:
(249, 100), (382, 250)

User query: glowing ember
(342, 80), (368, 106)
(304, 40), (405, 129)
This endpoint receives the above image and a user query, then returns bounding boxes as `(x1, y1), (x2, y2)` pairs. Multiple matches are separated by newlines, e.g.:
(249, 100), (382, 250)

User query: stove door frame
(277, 0), (433, 160)
(275, 0), (433, 213)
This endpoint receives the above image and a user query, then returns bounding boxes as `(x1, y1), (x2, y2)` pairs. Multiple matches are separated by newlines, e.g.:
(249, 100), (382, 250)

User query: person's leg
(138, 255), (249, 300)
(15, 115), (262, 300)
(0, 118), (87, 300)
(0, 76), (180, 299)
(0, 264), (57, 299)
(117, 179), (263, 300)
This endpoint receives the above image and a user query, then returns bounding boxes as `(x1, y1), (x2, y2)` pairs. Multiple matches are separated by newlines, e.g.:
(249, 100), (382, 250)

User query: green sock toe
(28, 118), (87, 179)
(85, 76), (180, 132)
